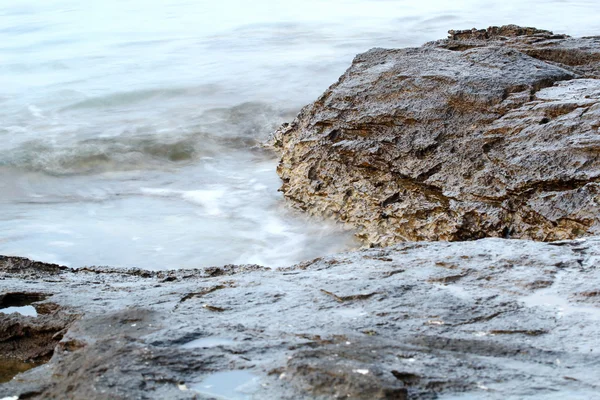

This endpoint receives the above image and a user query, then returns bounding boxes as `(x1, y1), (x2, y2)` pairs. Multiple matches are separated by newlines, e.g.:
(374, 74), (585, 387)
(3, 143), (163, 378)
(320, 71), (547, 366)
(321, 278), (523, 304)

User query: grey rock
(1, 238), (600, 399)
(430, 25), (600, 79)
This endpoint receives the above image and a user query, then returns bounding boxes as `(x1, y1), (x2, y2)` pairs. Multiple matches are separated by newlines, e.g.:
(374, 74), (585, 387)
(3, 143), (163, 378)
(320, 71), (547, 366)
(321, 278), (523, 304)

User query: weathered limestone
(433, 25), (600, 79)
(273, 26), (600, 246)
(1, 238), (600, 399)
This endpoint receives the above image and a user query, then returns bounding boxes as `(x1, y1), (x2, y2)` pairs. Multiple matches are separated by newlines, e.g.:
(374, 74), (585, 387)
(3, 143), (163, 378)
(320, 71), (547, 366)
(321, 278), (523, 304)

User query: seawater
(1, 0), (599, 269)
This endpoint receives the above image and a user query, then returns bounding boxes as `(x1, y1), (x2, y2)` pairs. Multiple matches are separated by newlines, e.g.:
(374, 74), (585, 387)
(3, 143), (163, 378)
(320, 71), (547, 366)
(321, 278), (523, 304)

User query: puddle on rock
(0, 305), (38, 317)
(190, 370), (260, 400)
(0, 292), (50, 318)
(522, 289), (600, 321)
(336, 308), (367, 319)
(0, 358), (44, 383)
(181, 337), (235, 349)
(434, 284), (472, 300)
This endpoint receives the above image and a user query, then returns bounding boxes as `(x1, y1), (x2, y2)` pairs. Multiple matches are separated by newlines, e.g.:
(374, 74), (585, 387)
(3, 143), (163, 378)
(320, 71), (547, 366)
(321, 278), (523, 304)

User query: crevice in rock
(415, 163), (443, 182)
(509, 177), (600, 196)
(0, 300), (78, 384)
(393, 173), (454, 207)
(320, 289), (380, 303)
(391, 371), (421, 386)
(382, 193), (401, 207)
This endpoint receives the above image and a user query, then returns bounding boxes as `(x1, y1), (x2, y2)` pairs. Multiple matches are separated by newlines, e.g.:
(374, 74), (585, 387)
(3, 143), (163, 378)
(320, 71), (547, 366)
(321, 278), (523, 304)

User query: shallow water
(0, 305), (37, 317)
(1, 0), (599, 269)
(0, 359), (42, 384)
(181, 337), (235, 349)
(190, 370), (259, 400)
(522, 289), (600, 321)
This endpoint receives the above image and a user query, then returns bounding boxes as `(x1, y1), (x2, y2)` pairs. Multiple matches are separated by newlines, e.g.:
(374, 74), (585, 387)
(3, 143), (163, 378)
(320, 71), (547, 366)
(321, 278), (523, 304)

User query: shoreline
(2, 25), (600, 399)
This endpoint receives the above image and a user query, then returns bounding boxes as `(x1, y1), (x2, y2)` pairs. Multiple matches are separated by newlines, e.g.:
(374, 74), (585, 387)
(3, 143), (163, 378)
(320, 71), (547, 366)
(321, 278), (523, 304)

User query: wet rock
(0, 310), (75, 363)
(2, 237), (600, 399)
(0, 288), (77, 364)
(433, 25), (600, 79)
(284, 343), (407, 400)
(272, 26), (600, 246)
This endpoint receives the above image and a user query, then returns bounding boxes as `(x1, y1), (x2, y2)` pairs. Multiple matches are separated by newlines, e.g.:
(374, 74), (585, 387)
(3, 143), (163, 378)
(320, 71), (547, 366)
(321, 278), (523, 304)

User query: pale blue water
(1, 0), (599, 269)
(191, 370), (259, 399)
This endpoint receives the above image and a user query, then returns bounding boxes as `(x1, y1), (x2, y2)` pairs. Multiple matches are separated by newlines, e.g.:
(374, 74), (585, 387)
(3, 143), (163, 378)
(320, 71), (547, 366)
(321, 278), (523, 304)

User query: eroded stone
(1, 237), (600, 399)
(272, 26), (600, 246)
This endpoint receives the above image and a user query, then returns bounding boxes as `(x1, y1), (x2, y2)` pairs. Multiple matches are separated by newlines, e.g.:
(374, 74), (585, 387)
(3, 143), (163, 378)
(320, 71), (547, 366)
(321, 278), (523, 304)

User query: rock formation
(2, 238), (600, 399)
(273, 26), (600, 246)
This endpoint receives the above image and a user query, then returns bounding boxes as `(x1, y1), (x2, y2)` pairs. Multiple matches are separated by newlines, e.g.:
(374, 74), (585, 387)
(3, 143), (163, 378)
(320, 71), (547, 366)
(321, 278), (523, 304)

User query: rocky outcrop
(434, 26), (600, 79)
(273, 26), (600, 246)
(1, 238), (600, 399)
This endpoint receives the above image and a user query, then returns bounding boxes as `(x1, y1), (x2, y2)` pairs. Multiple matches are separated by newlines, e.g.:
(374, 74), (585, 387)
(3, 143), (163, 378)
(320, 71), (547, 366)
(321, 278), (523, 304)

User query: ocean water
(1, 0), (599, 270)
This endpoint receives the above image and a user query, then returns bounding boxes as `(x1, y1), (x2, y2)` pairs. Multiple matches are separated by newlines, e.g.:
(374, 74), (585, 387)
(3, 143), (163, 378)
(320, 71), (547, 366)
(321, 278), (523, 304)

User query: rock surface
(273, 26), (600, 246)
(1, 238), (600, 399)
(434, 26), (600, 79)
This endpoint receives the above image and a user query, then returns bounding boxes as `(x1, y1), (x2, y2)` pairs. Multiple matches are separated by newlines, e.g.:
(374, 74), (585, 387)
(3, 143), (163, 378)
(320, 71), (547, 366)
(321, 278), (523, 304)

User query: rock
(272, 26), (600, 246)
(432, 25), (600, 79)
(1, 237), (600, 399)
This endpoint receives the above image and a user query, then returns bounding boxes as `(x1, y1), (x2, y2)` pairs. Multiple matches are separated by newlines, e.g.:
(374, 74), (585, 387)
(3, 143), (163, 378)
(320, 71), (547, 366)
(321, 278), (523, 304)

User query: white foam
(140, 188), (178, 196)
(28, 105), (44, 118)
(263, 216), (290, 236)
(181, 189), (225, 216)
(48, 241), (74, 248)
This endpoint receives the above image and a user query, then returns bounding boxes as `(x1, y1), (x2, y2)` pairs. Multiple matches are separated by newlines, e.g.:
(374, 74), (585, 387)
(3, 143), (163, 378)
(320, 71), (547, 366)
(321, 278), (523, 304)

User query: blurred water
(0, 0), (598, 269)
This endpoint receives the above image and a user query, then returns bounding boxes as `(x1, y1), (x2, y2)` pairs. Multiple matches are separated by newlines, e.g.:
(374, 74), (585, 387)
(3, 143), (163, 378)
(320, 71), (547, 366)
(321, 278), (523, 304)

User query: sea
(1, 0), (598, 269)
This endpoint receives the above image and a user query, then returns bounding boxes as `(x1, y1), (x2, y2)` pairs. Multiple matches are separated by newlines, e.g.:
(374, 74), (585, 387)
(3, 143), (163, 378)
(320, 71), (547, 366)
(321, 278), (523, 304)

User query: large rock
(1, 238), (600, 399)
(273, 26), (600, 246)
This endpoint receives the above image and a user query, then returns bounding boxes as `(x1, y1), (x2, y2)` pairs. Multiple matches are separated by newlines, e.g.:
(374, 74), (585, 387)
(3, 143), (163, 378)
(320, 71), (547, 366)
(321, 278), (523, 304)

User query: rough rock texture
(434, 25), (600, 79)
(1, 238), (600, 399)
(273, 26), (600, 246)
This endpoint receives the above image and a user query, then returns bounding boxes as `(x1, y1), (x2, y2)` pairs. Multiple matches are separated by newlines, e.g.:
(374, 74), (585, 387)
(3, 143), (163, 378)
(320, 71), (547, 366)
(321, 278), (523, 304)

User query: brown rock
(273, 26), (600, 246)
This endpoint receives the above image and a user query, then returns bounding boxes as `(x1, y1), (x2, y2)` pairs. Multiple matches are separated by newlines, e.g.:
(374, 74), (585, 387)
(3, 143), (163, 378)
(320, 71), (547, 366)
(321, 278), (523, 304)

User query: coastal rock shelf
(1, 238), (600, 399)
(3, 26), (600, 400)
(272, 26), (600, 246)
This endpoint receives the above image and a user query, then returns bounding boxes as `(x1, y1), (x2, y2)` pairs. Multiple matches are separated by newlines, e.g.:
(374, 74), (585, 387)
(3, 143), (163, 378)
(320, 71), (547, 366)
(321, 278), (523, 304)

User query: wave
(5, 136), (200, 175)
(2, 102), (290, 175)
(60, 87), (201, 111)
